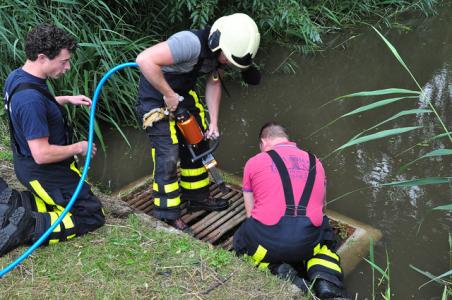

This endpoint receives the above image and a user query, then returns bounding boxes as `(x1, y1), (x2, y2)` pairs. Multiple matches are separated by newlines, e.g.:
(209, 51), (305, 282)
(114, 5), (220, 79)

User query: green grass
(0, 214), (301, 299)
(0, 116), (12, 161)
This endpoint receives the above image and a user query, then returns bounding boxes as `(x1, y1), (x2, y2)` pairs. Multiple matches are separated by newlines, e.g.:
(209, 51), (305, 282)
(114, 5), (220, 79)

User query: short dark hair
(258, 122), (289, 140)
(25, 24), (78, 61)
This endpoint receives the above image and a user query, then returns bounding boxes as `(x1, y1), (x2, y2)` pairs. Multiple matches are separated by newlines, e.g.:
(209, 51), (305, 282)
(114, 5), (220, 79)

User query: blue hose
(0, 62), (139, 277)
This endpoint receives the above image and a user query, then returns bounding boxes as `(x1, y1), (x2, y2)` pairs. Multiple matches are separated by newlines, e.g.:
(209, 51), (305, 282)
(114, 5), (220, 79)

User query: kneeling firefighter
(233, 123), (348, 299)
(135, 13), (261, 230)
(1, 24), (105, 256)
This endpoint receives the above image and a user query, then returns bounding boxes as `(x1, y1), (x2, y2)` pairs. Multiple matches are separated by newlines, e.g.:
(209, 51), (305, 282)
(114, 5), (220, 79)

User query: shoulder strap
(190, 28), (219, 75)
(267, 150), (317, 216)
(5, 82), (71, 156)
(296, 152), (317, 215)
(267, 150), (296, 215)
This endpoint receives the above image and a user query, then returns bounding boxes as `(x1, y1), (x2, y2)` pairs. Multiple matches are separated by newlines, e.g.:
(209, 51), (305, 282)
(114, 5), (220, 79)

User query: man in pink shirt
(233, 122), (346, 299)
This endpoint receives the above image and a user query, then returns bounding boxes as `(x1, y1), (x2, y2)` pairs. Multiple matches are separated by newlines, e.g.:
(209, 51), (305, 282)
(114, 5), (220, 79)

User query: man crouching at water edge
(232, 122), (348, 299)
(0, 24), (105, 256)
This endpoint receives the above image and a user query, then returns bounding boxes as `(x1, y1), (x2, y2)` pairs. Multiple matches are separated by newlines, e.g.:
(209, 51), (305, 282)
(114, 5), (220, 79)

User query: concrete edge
(326, 209), (383, 276)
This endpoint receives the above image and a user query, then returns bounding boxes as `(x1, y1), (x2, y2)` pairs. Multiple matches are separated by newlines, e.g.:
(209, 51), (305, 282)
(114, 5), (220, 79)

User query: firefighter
(233, 122), (347, 299)
(135, 13), (261, 230)
(0, 24), (105, 256)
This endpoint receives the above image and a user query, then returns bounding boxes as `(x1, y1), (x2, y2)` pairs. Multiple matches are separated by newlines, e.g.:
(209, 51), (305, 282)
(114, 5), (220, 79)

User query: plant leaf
(342, 96), (418, 117)
(410, 265), (452, 288)
(433, 204), (452, 211)
(399, 149), (452, 172)
(335, 126), (422, 152)
(336, 88), (420, 100)
(363, 258), (389, 280)
(382, 177), (452, 187)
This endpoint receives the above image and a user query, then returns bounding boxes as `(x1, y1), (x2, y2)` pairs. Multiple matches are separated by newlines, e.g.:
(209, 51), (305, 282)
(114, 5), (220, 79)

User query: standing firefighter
(136, 13), (261, 230)
(233, 122), (347, 299)
(0, 24), (105, 256)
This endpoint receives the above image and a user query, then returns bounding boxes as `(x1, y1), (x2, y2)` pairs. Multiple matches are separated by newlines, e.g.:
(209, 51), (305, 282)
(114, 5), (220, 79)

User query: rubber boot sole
(0, 188), (15, 228)
(0, 207), (26, 256)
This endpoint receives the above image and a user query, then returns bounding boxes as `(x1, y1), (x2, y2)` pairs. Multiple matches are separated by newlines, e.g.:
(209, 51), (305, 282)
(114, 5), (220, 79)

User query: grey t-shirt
(162, 31), (217, 75)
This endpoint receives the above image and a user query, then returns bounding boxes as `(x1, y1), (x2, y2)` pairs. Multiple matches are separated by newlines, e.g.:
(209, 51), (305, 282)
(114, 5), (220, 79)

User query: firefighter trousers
(14, 156), (105, 245)
(142, 91), (211, 220)
(233, 216), (344, 288)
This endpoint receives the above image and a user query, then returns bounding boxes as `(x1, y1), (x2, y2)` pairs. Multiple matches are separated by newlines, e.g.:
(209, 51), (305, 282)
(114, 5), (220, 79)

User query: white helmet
(208, 13), (260, 69)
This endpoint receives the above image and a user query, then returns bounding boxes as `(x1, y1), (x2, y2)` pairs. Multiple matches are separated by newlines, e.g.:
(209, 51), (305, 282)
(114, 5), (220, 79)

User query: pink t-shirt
(242, 142), (326, 226)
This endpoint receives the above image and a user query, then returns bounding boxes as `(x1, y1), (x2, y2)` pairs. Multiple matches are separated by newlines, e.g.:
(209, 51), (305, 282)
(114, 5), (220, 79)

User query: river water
(89, 4), (451, 299)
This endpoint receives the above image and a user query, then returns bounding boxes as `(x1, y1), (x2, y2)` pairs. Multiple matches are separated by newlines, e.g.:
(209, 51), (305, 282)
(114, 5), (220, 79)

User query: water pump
(174, 104), (229, 195)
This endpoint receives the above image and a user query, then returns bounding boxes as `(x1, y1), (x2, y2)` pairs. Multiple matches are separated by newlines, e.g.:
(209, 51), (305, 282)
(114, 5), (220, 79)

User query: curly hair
(25, 24), (78, 61)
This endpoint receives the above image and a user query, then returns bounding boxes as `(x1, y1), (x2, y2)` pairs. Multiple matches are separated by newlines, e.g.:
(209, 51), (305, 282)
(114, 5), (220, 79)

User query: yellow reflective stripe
(33, 195), (47, 212)
(169, 120), (178, 144)
(30, 180), (56, 206)
(314, 244), (339, 261)
(258, 262), (269, 270)
(154, 196), (181, 208)
(190, 90), (207, 130)
(307, 258), (342, 273)
(67, 234), (76, 240)
(70, 161), (81, 176)
(180, 177), (210, 190)
(54, 208), (75, 230)
(153, 181), (179, 193)
(252, 245), (267, 265)
(151, 148), (156, 177)
(181, 167), (207, 177)
(48, 212), (61, 232)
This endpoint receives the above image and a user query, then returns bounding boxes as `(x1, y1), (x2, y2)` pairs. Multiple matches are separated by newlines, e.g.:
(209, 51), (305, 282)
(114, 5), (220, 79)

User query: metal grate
(120, 183), (244, 250)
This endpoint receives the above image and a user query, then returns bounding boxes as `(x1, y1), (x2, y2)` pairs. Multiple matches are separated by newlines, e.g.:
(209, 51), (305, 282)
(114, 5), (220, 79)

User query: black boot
(0, 188), (21, 228)
(0, 189), (34, 229)
(314, 279), (349, 299)
(270, 263), (309, 293)
(0, 207), (34, 256)
(188, 195), (229, 212)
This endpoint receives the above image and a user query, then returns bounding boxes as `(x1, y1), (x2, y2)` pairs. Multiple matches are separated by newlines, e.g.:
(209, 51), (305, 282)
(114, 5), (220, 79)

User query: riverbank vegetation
(0, 0), (438, 141)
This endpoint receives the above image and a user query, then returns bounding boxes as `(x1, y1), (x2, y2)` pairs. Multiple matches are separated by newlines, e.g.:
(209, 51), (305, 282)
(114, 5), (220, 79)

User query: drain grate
(120, 183), (244, 250)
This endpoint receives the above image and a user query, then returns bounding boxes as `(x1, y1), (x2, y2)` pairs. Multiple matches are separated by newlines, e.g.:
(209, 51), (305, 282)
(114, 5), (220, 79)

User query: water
(89, 4), (452, 299)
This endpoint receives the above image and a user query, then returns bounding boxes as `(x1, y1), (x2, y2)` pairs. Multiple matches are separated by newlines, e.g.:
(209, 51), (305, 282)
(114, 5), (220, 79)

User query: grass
(0, 214), (300, 299)
(0, 115), (12, 161)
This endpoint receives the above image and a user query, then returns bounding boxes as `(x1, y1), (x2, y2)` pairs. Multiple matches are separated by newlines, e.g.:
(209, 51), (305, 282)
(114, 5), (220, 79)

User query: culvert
(118, 176), (382, 275)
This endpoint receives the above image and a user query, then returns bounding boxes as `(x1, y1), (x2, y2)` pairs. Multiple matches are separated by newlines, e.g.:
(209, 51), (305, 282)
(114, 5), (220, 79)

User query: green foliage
(167, 0), (437, 52)
(409, 233), (452, 294)
(0, 0), (160, 146)
(365, 241), (391, 299)
(0, 0), (438, 143)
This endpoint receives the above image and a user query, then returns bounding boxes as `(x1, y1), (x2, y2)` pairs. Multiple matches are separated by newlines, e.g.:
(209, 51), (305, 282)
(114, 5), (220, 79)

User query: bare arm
(204, 71), (223, 139)
(55, 95), (92, 107)
(243, 191), (254, 218)
(136, 42), (180, 110)
(28, 137), (96, 165)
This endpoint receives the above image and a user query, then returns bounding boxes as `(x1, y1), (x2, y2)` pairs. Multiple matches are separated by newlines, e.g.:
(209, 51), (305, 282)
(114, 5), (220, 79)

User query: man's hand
(205, 124), (220, 139)
(56, 95), (92, 107)
(75, 141), (97, 158)
(163, 93), (181, 112)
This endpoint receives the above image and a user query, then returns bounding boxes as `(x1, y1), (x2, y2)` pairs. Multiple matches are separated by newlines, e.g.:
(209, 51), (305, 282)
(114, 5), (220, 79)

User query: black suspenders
(5, 82), (72, 156)
(267, 149), (317, 216)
